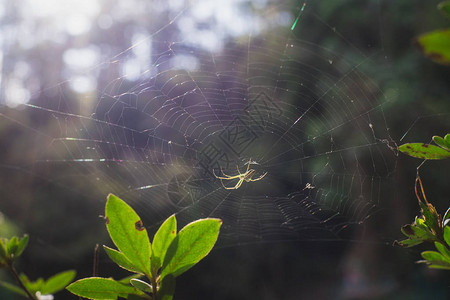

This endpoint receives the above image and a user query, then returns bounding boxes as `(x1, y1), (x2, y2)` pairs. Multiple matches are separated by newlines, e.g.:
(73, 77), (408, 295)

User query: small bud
(36, 291), (54, 300)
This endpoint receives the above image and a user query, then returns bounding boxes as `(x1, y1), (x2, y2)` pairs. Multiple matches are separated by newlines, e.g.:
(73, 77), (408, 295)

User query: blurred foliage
(0, 213), (20, 239)
(0, 234), (75, 299)
(0, 235), (29, 268)
(415, 29), (450, 65)
(438, 1), (450, 18)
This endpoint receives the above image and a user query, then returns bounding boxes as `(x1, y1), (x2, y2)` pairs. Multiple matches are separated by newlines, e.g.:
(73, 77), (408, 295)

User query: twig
(415, 168), (429, 205)
(7, 264), (36, 300)
(93, 244), (99, 277)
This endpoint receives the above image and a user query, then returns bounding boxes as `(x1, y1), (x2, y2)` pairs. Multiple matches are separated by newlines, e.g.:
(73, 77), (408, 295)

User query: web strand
(0, 1), (396, 246)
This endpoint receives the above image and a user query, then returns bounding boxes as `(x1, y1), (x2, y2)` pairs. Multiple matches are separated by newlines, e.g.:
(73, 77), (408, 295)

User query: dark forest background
(0, 0), (449, 299)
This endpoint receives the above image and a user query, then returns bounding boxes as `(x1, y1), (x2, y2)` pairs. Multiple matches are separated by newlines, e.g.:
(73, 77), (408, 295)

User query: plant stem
(93, 243), (99, 276)
(7, 264), (36, 300)
(151, 277), (158, 300)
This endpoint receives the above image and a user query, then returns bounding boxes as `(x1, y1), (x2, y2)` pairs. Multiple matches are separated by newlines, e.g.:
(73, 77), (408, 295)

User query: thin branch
(7, 264), (36, 300)
(415, 169), (429, 205)
(93, 244), (99, 277)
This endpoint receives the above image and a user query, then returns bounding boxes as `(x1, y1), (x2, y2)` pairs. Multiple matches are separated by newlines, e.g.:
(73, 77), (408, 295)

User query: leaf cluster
(397, 206), (450, 270)
(67, 194), (222, 300)
(0, 235), (75, 299)
(396, 170), (450, 270)
(0, 271), (76, 299)
(0, 235), (28, 268)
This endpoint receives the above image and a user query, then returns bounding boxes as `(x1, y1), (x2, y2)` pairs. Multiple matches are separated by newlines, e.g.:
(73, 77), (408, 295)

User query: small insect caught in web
(213, 158), (267, 190)
(303, 183), (315, 190)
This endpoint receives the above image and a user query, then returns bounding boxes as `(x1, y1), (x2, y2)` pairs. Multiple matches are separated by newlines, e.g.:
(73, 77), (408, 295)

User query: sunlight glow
(69, 76), (96, 94)
(176, 0), (273, 51)
(63, 47), (100, 71)
(170, 55), (199, 71)
(2, 0), (287, 100)
(25, 0), (100, 36)
(5, 78), (31, 108)
(122, 59), (143, 81)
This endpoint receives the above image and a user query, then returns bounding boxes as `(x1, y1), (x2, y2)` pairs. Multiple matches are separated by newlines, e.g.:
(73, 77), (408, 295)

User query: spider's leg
(257, 172), (268, 180)
(223, 180), (237, 190)
(234, 179), (242, 189)
(220, 171), (236, 178)
(224, 177), (243, 190)
(220, 179), (230, 189)
(219, 178), (234, 189)
(229, 178), (242, 190)
(235, 179), (243, 189)
(249, 172), (268, 182)
(245, 158), (252, 173)
(236, 165), (241, 175)
(216, 175), (239, 180)
(212, 168), (220, 178)
(213, 168), (235, 179)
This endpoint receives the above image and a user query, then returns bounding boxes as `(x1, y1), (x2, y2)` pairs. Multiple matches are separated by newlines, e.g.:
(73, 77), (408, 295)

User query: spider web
(0, 0), (396, 247)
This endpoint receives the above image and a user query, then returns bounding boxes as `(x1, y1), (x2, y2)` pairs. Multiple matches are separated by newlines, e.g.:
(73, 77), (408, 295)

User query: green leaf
(22, 276), (44, 294)
(415, 29), (450, 65)
(0, 238), (6, 259)
(41, 270), (76, 294)
(416, 29), (450, 64)
(428, 264), (450, 270)
(438, 1), (450, 18)
(103, 246), (143, 274)
(435, 242), (450, 260)
(158, 274), (175, 300)
(444, 226), (450, 246)
(15, 235), (29, 258)
(105, 194), (151, 276)
(0, 281), (27, 297)
(67, 277), (141, 300)
(419, 202), (440, 234)
(398, 143), (450, 159)
(433, 135), (450, 150)
(400, 224), (415, 237)
(161, 218), (222, 279)
(129, 278), (152, 294)
(401, 224), (435, 240)
(421, 250), (449, 264)
(7, 236), (18, 256)
(396, 238), (424, 248)
(445, 134), (450, 146)
(19, 273), (29, 284)
(151, 215), (177, 274)
(415, 217), (430, 232)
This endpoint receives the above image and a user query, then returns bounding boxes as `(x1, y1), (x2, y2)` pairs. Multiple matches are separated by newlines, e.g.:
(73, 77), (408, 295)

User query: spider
(213, 158), (267, 190)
